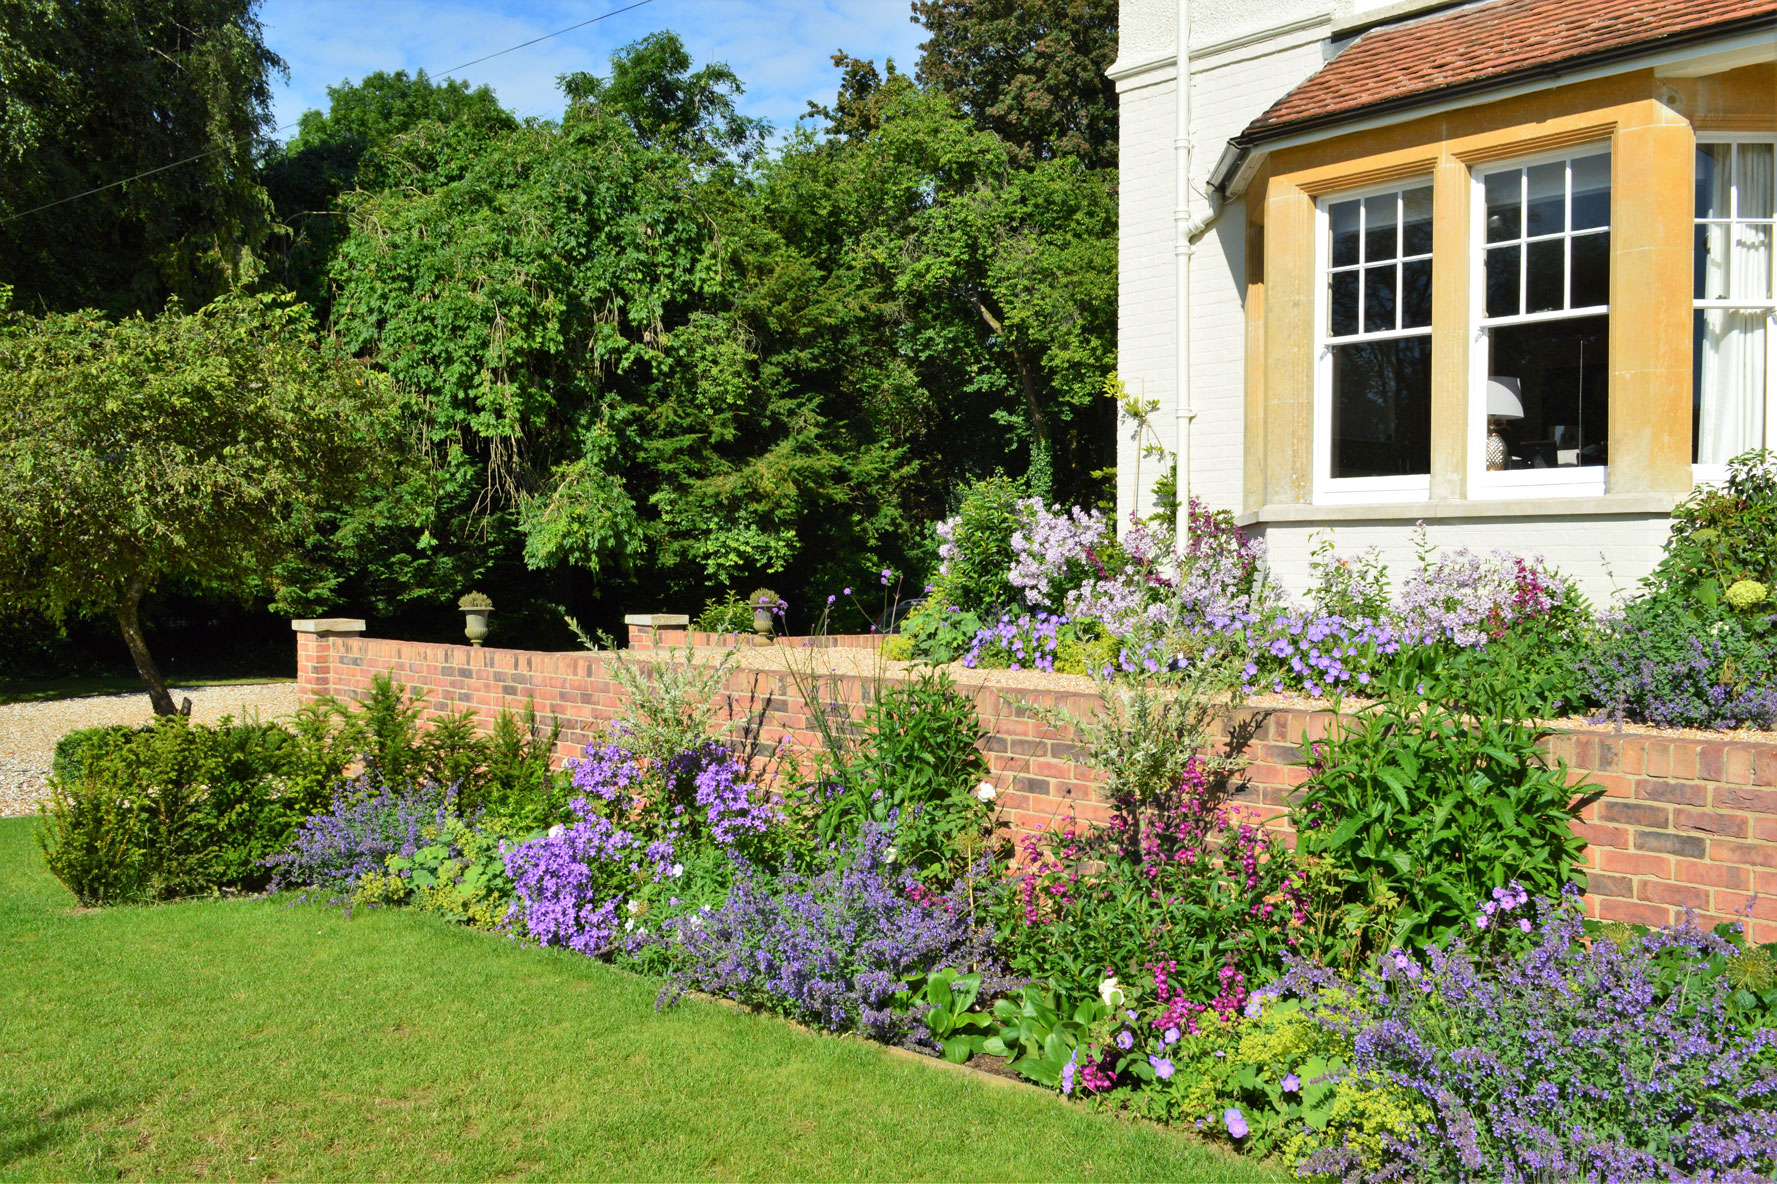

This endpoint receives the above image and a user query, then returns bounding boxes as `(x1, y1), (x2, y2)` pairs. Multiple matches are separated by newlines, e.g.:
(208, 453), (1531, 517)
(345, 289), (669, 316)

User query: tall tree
(912, 0), (1119, 169)
(0, 0), (285, 314)
(0, 289), (395, 712)
(261, 70), (516, 309)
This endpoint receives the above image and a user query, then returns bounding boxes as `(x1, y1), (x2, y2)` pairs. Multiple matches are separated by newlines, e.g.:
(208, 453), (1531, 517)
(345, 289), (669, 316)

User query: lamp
(1485, 376), (1524, 471)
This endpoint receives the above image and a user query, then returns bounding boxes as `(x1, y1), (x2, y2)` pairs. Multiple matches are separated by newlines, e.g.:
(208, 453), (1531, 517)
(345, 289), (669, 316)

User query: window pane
(1526, 238), (1564, 313)
(1697, 144), (1730, 219)
(1330, 200), (1361, 267)
(1729, 222), (1773, 301)
(1698, 221), (1732, 300)
(1736, 143), (1774, 219)
(1364, 264), (1397, 332)
(1526, 162), (1565, 236)
(1487, 244), (1521, 317)
(1695, 306), (1769, 464)
(1570, 153), (1611, 230)
(1364, 194), (1398, 261)
(1487, 314), (1610, 469)
(1401, 186), (1433, 256)
(1570, 231), (1610, 309)
(1331, 337), (1432, 478)
(1330, 271), (1359, 336)
(1485, 171), (1520, 242)
(1401, 258), (1433, 328)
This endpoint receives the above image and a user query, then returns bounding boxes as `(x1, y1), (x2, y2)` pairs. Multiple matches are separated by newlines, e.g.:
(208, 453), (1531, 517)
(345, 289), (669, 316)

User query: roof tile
(1245, 0), (1777, 137)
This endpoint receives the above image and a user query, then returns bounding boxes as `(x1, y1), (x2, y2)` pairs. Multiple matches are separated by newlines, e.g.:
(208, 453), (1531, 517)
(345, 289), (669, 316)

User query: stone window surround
(1243, 66), (1777, 525)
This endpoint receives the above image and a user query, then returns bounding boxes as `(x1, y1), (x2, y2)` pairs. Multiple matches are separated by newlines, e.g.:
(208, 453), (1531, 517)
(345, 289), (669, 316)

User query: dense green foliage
(0, 0), (283, 314)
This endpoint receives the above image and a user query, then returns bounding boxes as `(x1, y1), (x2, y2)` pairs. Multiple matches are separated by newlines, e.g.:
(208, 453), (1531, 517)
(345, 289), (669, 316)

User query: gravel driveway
(0, 682), (299, 817)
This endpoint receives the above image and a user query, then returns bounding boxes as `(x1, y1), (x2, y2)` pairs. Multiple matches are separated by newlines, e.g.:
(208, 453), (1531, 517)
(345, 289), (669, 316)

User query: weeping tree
(0, 287), (395, 712)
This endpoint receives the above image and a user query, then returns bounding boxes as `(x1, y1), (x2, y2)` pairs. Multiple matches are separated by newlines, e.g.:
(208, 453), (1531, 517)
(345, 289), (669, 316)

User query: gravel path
(0, 682), (298, 818)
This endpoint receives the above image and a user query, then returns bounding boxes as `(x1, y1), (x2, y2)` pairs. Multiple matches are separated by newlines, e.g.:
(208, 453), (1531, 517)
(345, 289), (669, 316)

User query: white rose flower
(1098, 975), (1125, 1008)
(975, 782), (997, 803)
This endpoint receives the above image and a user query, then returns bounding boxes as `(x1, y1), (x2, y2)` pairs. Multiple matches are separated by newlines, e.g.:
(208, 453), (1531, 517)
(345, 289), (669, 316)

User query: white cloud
(259, 0), (928, 139)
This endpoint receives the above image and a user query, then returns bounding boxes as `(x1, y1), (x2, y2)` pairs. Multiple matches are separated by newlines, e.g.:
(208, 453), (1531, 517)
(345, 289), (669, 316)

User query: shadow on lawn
(0, 1093), (118, 1169)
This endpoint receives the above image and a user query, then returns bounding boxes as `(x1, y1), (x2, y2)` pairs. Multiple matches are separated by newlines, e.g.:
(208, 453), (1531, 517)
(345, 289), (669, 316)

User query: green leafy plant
(1292, 670), (1589, 955)
(981, 983), (1109, 1086)
(898, 967), (996, 1063)
(694, 592), (755, 634)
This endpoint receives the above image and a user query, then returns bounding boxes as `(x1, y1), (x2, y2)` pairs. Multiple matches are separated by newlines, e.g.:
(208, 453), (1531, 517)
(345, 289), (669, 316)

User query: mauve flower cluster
(1215, 612), (1400, 698)
(1009, 500), (1107, 610)
(1395, 547), (1569, 649)
(1278, 890), (1777, 1183)
(264, 777), (454, 897)
(659, 821), (1003, 1042)
(501, 794), (677, 957)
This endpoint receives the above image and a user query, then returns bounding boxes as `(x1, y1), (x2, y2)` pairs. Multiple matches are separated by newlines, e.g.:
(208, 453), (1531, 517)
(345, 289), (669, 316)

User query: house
(1112, 0), (1777, 604)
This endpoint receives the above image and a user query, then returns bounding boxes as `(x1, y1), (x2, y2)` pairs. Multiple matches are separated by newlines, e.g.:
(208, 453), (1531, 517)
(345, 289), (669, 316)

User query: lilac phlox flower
(1224, 1107), (1247, 1137)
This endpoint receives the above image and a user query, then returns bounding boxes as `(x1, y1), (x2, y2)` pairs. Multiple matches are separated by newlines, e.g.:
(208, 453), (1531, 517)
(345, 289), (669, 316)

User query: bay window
(1472, 150), (1612, 496)
(1694, 138), (1776, 476)
(1315, 183), (1435, 503)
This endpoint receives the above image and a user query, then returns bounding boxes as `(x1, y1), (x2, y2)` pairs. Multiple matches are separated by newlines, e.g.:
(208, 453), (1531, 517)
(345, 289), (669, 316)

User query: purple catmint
(264, 777), (454, 899)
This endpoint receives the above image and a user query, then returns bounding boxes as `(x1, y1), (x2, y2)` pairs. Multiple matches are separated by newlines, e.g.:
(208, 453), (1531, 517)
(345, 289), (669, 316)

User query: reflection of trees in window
(1324, 185), (1433, 481)
(1489, 316), (1609, 468)
(1331, 338), (1432, 478)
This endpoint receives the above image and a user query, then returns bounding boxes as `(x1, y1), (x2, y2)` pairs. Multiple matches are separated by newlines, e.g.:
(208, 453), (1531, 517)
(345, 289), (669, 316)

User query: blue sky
(258, 0), (928, 139)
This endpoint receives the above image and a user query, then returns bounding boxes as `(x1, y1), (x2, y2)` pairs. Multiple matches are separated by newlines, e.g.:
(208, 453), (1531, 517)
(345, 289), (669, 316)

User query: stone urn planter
(748, 588), (781, 639)
(458, 591), (494, 647)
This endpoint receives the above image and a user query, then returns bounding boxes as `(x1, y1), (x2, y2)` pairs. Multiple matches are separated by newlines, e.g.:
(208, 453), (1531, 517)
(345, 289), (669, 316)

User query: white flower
(668, 862), (684, 879)
(625, 898), (643, 916)
(547, 824), (566, 838)
(624, 918), (635, 932)
(975, 782), (997, 803)
(1098, 975), (1125, 1008)
(883, 845), (899, 864)
(687, 914), (703, 930)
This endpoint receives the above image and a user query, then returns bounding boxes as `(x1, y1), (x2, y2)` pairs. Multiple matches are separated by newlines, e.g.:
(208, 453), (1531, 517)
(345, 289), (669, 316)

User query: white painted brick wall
(1255, 516), (1673, 608)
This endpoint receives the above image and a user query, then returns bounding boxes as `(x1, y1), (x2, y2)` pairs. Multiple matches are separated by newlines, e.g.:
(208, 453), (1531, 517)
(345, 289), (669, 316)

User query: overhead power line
(0, 0), (658, 226)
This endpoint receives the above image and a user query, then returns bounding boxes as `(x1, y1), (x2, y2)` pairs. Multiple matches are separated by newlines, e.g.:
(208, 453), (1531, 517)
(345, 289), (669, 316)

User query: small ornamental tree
(0, 287), (394, 713)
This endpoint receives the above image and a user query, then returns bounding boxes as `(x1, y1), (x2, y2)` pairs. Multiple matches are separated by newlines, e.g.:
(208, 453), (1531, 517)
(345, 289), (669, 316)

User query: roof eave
(1208, 12), (1777, 200)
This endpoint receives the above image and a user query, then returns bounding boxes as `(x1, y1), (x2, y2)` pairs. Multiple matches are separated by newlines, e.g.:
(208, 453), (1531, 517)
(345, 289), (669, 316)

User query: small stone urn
(458, 591), (494, 647)
(748, 588), (781, 639)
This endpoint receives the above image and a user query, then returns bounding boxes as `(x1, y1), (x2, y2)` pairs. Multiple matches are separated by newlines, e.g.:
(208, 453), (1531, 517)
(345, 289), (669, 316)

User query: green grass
(0, 675), (293, 705)
(0, 819), (1278, 1182)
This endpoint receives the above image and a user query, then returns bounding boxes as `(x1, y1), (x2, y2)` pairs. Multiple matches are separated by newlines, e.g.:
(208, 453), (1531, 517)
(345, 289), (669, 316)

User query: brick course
(297, 624), (1777, 944)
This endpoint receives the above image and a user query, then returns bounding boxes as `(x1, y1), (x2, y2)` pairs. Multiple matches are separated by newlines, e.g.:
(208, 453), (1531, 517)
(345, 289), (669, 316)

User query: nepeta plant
(1278, 891), (1777, 1184)
(264, 777), (455, 899)
(659, 821), (1005, 1042)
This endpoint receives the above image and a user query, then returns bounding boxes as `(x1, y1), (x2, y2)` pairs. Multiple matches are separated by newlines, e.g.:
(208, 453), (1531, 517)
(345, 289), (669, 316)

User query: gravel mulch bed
(0, 682), (298, 818)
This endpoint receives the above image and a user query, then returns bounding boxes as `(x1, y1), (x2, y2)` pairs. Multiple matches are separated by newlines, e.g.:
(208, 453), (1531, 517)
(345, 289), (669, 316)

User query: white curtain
(1697, 144), (1773, 466)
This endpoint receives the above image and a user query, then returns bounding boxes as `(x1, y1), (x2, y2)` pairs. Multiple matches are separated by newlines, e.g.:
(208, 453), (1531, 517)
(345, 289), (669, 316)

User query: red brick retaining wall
(294, 623), (1777, 943)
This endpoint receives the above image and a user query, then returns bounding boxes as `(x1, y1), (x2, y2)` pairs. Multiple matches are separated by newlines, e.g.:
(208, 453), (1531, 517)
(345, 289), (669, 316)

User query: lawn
(0, 818), (1278, 1182)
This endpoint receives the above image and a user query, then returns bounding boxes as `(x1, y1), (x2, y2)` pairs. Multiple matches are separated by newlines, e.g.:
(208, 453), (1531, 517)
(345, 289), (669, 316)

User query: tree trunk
(972, 295), (1051, 479)
(116, 577), (178, 716)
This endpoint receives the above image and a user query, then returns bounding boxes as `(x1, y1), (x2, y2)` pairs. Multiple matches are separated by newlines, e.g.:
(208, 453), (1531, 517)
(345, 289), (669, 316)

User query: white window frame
(1312, 179), (1436, 505)
(1468, 145), (1613, 500)
(1692, 133), (1777, 488)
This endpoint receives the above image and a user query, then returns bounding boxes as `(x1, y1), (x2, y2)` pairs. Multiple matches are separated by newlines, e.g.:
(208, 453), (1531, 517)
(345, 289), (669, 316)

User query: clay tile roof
(1243, 0), (1777, 139)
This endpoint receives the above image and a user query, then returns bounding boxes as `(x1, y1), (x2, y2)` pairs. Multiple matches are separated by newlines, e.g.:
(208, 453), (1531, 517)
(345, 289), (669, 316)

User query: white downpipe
(1172, 0), (1196, 550)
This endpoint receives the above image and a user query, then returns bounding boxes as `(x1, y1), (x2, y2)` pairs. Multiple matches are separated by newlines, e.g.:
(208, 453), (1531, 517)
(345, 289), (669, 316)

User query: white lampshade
(1486, 376), (1525, 420)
